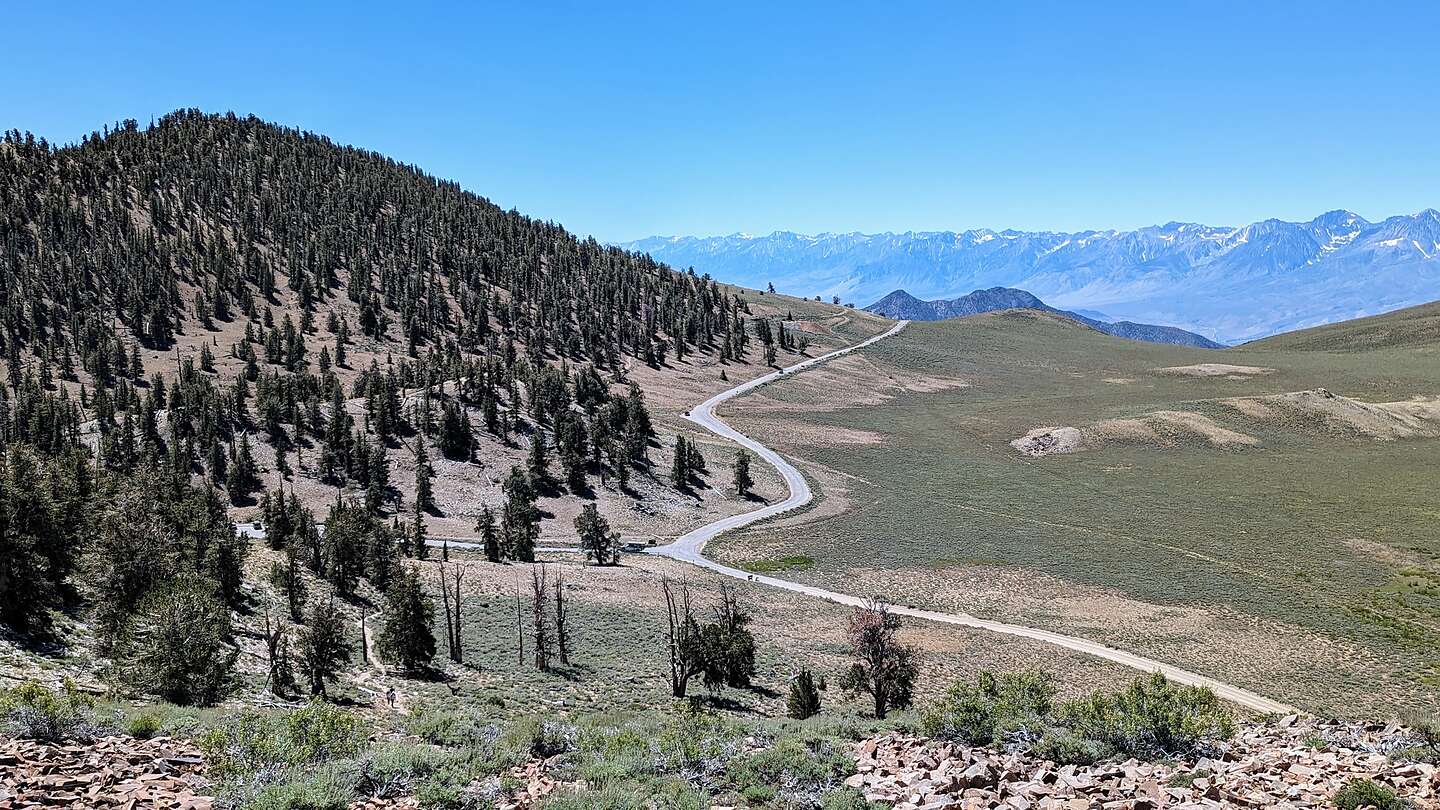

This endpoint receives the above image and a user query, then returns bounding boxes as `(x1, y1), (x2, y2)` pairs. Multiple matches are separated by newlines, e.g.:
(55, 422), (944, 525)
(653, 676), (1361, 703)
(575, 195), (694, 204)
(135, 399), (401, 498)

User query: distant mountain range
(866, 288), (1225, 348)
(623, 209), (1440, 343)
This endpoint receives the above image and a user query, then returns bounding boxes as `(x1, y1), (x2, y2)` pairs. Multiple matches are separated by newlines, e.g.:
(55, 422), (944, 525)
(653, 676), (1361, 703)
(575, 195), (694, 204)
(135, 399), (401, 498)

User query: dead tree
(530, 565), (552, 671)
(662, 578), (703, 697)
(554, 568), (570, 666)
(263, 610), (295, 696)
(515, 573), (525, 666)
(436, 561), (466, 664)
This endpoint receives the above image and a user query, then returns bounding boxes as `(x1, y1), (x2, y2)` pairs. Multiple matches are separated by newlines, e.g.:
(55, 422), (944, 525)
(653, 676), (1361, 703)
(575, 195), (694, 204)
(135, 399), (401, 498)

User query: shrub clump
(920, 671), (1235, 765)
(0, 680), (103, 742)
(200, 701), (367, 778)
(1059, 672), (1234, 760)
(921, 670), (1055, 747)
(1333, 777), (1409, 810)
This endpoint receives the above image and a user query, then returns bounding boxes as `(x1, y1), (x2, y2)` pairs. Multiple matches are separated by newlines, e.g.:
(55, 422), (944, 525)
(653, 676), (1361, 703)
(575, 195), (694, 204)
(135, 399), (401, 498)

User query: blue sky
(4, 1), (1437, 242)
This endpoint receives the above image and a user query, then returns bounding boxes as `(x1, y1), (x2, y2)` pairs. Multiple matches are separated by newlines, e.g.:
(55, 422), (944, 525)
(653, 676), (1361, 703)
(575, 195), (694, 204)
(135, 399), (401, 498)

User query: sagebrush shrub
(921, 670), (1056, 746)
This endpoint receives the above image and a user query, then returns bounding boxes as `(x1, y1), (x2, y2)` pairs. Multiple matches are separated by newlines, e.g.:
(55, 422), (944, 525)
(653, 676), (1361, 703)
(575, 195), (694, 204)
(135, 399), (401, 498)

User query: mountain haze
(625, 209), (1440, 343)
(865, 288), (1224, 348)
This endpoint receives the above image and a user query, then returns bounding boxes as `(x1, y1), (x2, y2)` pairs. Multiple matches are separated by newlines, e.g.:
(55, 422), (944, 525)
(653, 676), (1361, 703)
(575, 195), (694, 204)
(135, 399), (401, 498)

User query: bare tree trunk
(450, 563), (464, 664)
(554, 567), (570, 666)
(662, 578), (695, 697)
(530, 565), (551, 671)
(515, 574), (525, 666)
(437, 562), (456, 662)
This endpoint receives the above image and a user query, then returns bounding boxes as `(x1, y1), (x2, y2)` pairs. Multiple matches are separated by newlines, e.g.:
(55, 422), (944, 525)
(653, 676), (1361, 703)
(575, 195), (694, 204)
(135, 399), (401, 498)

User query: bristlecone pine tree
(297, 598), (352, 698)
(733, 449), (754, 497)
(787, 669), (822, 720)
(575, 503), (621, 566)
(377, 566), (436, 673)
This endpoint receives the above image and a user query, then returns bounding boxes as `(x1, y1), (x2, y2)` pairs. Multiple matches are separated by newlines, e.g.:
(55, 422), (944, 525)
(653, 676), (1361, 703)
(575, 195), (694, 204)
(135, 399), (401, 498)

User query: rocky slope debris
(847, 716), (1438, 809)
(0, 734), (212, 809)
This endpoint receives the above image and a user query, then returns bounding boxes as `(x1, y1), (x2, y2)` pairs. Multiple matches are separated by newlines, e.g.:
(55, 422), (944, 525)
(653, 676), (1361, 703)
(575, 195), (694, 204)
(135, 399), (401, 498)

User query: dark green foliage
(1059, 672), (1235, 760)
(920, 670), (1056, 746)
(116, 578), (236, 706)
(437, 400), (473, 461)
(297, 599), (352, 698)
(0, 446), (83, 633)
(501, 466), (539, 562)
(698, 584), (756, 691)
(575, 503), (620, 566)
(377, 566), (436, 673)
(839, 600), (917, 720)
(475, 505), (500, 563)
(1333, 778), (1409, 810)
(787, 670), (823, 720)
(671, 435), (690, 489)
(732, 449), (753, 497)
(413, 435), (434, 514)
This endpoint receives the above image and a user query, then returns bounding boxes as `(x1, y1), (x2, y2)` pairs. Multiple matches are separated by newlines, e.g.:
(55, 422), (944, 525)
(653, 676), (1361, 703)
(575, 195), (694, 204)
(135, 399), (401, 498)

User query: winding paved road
(647, 320), (1300, 716)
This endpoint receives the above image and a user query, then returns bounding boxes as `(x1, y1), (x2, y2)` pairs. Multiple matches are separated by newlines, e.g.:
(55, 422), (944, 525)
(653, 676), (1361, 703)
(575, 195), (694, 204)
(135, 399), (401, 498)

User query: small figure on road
(385, 686), (396, 709)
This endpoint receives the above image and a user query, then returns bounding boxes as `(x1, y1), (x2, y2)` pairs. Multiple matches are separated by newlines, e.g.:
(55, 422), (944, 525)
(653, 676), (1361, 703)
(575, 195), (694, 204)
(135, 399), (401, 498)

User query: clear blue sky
(4, 1), (1437, 242)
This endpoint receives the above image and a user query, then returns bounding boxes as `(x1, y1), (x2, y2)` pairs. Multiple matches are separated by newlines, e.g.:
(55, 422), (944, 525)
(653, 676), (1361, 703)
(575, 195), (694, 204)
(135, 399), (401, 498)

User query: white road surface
(646, 319), (1300, 715)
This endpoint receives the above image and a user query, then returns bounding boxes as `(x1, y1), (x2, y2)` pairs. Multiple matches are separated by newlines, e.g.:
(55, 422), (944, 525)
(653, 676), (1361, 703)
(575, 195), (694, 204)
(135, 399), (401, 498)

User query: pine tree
(575, 503), (620, 566)
(501, 466), (539, 563)
(526, 429), (551, 490)
(733, 449), (754, 498)
(787, 669), (822, 720)
(226, 434), (261, 505)
(671, 435), (690, 489)
(377, 566), (436, 672)
(411, 506), (429, 560)
(438, 400), (473, 461)
(297, 597), (352, 698)
(475, 505), (500, 563)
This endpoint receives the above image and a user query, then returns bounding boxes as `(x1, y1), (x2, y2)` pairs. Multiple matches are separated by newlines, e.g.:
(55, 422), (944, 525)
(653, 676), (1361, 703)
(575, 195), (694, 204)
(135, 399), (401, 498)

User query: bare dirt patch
(1154, 363), (1275, 378)
(1015, 412), (1258, 455)
(1010, 426), (1084, 456)
(1223, 390), (1440, 440)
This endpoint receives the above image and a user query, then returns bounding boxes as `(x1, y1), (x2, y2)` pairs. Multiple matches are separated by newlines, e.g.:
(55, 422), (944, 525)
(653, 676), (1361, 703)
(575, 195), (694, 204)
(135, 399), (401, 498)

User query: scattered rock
(848, 718), (1439, 809)
(0, 734), (213, 809)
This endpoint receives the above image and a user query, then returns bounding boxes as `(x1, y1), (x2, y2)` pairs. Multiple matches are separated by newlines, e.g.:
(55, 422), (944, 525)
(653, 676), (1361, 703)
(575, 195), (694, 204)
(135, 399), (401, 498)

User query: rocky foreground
(0, 734), (210, 809)
(847, 716), (1438, 809)
(4, 716), (1437, 809)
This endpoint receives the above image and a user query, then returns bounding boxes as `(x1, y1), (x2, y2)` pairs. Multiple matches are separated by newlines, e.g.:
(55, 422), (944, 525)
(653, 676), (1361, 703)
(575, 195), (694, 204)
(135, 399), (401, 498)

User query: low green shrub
(920, 670), (1055, 746)
(242, 761), (362, 810)
(543, 778), (707, 810)
(725, 734), (853, 800)
(1031, 727), (1107, 766)
(1058, 673), (1234, 760)
(1333, 777), (1409, 810)
(0, 680), (101, 742)
(200, 701), (366, 778)
(124, 709), (162, 739)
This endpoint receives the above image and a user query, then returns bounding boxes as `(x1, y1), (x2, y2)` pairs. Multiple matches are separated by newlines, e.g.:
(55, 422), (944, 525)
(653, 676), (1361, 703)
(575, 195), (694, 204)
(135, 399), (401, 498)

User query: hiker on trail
(386, 686), (396, 709)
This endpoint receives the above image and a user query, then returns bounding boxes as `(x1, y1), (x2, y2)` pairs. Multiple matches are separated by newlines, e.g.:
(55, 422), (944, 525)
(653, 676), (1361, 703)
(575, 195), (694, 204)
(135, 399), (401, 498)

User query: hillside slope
(0, 109), (890, 542)
(865, 287), (1224, 348)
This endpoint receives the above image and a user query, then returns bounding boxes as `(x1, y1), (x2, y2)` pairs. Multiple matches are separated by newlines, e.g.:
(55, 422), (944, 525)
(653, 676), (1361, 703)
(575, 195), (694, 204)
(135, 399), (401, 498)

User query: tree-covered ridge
(0, 109), (744, 368)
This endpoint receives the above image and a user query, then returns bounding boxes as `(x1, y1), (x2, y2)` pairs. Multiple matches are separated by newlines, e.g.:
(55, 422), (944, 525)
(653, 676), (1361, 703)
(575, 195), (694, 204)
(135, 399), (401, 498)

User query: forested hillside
(0, 110), (880, 658)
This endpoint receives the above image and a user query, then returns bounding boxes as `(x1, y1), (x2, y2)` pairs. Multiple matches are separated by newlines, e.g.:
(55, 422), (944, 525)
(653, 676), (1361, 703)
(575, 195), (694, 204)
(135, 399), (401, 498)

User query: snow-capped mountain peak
(621, 208), (1440, 343)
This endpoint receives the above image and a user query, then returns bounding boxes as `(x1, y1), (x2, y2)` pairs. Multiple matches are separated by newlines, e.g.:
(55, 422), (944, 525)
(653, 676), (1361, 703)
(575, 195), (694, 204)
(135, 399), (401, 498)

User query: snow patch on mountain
(623, 209), (1440, 343)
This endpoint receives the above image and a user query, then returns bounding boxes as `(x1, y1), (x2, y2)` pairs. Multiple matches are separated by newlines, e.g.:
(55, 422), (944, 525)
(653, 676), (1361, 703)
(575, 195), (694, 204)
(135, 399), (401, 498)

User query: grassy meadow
(715, 304), (1440, 716)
